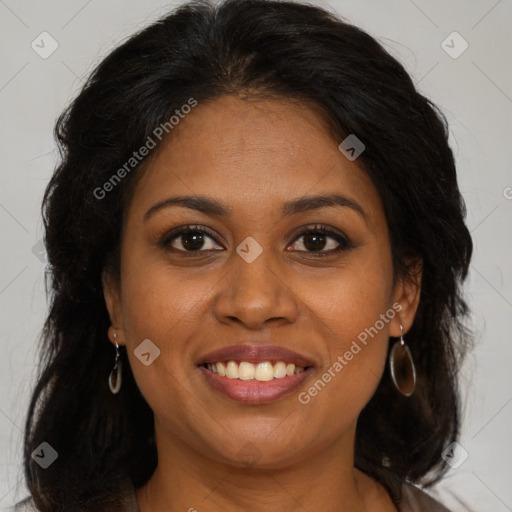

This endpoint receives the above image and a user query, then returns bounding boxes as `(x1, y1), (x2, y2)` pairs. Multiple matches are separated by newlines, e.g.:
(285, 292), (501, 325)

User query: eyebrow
(143, 193), (368, 223)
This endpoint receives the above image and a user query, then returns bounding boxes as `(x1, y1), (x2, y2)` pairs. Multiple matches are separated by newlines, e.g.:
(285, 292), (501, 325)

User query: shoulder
(398, 482), (452, 512)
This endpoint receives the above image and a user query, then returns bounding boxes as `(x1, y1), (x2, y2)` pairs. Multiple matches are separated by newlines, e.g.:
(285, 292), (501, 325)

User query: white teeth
(205, 360), (307, 381)
(216, 361), (226, 377)
(226, 361), (239, 379)
(273, 361), (287, 379)
(238, 361), (255, 380)
(255, 362), (274, 381)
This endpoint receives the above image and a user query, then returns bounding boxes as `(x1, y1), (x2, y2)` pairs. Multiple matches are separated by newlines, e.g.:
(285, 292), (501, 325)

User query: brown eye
(179, 231), (206, 251)
(289, 225), (352, 255)
(160, 226), (223, 253)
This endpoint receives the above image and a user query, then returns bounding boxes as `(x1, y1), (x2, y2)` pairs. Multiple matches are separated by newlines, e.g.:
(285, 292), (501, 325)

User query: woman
(15, 0), (473, 510)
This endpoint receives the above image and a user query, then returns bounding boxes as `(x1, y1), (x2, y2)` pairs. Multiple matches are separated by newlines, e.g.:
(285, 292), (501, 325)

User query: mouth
(198, 361), (313, 405)
(196, 344), (315, 404)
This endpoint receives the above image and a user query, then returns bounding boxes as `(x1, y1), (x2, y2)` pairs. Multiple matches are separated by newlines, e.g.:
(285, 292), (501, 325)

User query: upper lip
(197, 344), (315, 367)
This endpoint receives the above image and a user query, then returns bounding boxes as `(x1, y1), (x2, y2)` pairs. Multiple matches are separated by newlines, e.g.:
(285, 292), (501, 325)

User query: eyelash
(159, 224), (353, 257)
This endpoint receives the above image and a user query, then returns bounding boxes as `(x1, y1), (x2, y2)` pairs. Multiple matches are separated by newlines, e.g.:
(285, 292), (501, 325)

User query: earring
(108, 332), (123, 394)
(389, 324), (416, 397)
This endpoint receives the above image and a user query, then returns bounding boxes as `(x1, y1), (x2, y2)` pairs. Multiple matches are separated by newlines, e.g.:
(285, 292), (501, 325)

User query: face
(104, 94), (420, 469)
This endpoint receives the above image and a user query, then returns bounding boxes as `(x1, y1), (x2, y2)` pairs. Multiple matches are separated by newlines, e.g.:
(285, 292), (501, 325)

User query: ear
(102, 269), (124, 345)
(389, 257), (422, 337)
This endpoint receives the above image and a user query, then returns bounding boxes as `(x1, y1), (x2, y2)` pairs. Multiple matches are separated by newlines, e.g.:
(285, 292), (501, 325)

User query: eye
(159, 223), (353, 256)
(160, 225), (223, 253)
(288, 224), (352, 256)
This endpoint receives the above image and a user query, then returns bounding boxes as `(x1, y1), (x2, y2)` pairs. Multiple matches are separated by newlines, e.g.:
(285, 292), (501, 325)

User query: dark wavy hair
(17, 0), (473, 510)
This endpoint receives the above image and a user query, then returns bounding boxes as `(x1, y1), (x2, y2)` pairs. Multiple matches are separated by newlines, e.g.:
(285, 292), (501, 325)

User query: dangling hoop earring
(389, 324), (416, 397)
(108, 332), (123, 394)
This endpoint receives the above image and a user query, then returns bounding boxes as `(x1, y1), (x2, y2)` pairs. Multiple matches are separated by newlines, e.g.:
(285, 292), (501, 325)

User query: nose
(212, 242), (299, 330)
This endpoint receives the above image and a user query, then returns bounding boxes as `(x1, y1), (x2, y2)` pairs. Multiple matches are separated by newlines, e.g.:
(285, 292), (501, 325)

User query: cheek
(299, 251), (394, 409)
(305, 248), (393, 339)
(118, 257), (210, 424)
(117, 244), (211, 391)
(118, 221), (210, 338)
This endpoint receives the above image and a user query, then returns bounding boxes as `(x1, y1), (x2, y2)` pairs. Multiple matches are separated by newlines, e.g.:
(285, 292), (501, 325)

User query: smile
(198, 361), (314, 404)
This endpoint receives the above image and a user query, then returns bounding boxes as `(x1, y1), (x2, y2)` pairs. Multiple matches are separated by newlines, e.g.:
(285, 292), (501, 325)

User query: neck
(136, 420), (397, 512)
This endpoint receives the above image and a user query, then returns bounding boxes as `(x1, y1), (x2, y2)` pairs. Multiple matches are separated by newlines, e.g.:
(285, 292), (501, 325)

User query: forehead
(127, 94), (384, 231)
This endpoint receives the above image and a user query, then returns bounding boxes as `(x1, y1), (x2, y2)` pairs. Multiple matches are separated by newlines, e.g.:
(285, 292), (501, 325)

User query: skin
(103, 94), (422, 512)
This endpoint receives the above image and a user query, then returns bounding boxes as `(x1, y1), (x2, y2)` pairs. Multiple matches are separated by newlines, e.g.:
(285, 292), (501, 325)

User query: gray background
(0, 0), (511, 510)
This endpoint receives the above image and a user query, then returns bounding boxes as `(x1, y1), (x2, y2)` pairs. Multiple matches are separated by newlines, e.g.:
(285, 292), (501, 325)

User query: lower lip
(198, 365), (313, 404)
